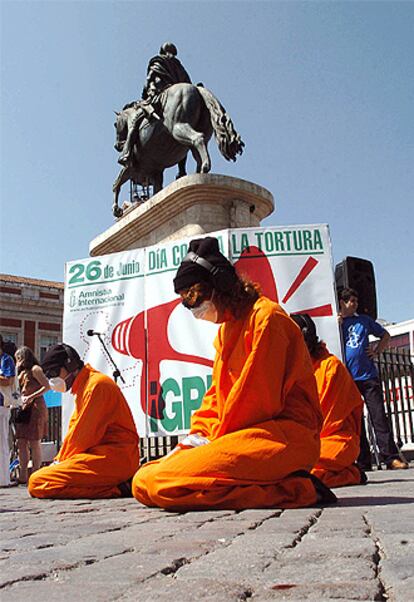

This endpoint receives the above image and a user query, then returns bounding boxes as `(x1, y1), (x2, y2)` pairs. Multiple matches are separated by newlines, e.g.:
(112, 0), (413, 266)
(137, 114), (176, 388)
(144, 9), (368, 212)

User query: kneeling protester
(132, 237), (337, 510)
(29, 344), (139, 499)
(291, 314), (365, 487)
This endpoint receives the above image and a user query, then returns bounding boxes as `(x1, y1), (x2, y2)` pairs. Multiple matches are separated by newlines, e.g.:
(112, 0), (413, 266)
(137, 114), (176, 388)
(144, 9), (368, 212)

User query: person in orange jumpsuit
(28, 344), (139, 499)
(132, 237), (336, 511)
(291, 314), (366, 487)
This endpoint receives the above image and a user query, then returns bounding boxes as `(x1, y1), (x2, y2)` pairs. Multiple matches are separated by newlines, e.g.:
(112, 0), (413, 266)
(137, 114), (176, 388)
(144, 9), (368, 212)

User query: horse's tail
(197, 86), (244, 162)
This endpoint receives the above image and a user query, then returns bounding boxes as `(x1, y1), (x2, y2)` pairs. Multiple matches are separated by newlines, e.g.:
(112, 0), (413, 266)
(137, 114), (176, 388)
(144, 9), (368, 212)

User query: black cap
(42, 343), (82, 376)
(290, 313), (318, 353)
(173, 237), (237, 293)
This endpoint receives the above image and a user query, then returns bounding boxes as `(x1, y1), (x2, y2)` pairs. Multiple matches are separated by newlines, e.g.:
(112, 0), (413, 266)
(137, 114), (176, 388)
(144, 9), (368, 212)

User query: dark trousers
(356, 378), (399, 466)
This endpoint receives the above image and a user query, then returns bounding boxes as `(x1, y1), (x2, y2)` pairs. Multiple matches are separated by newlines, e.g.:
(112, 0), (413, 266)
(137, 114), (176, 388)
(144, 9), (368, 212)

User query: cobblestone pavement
(1, 468), (413, 601)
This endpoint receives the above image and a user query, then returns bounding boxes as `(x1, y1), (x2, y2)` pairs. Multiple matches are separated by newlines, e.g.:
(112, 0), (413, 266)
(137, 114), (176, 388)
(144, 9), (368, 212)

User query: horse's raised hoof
(112, 204), (123, 218)
(118, 155), (129, 166)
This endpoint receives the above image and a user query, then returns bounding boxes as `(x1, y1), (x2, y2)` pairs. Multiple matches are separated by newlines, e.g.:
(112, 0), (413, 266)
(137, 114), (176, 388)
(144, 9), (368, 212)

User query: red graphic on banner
(295, 303), (333, 317)
(112, 299), (213, 418)
(282, 257), (318, 303)
(112, 245), (333, 418)
(234, 246), (279, 301)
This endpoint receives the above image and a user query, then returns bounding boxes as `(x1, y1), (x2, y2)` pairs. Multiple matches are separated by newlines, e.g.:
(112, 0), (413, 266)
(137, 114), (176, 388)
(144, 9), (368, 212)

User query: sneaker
(387, 458), (409, 470)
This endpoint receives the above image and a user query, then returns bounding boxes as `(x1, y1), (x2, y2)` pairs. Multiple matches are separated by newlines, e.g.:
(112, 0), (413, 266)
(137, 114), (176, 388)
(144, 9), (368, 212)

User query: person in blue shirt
(339, 288), (408, 470)
(0, 334), (17, 487)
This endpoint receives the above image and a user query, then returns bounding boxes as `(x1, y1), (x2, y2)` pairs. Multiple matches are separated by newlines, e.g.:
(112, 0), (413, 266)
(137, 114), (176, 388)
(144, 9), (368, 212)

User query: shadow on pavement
(365, 478), (414, 484)
(337, 496), (414, 507)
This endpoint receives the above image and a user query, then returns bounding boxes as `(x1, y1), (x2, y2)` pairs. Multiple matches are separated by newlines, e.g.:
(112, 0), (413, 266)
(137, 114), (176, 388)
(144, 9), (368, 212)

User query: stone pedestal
(90, 173), (274, 256)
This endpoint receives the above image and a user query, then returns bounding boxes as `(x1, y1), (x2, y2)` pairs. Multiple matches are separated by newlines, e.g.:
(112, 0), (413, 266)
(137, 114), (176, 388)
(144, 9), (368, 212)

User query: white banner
(63, 248), (146, 435)
(63, 225), (340, 437)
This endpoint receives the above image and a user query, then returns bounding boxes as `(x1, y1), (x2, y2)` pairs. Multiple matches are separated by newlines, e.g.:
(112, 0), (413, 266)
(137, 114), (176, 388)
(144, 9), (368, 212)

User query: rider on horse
(118, 42), (192, 166)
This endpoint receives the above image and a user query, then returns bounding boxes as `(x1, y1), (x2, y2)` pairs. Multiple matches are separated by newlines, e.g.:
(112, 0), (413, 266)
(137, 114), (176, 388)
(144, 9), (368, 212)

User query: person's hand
(163, 433), (210, 459)
(21, 395), (32, 408)
(337, 313), (343, 325)
(366, 344), (378, 359)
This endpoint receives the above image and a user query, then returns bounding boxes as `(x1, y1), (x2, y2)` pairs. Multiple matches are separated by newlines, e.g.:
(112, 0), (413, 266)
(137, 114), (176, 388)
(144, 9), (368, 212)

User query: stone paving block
(262, 556), (375, 584)
(0, 539), (133, 588)
(310, 511), (368, 538)
(375, 533), (414, 559)
(368, 516), (414, 535)
(163, 509), (234, 522)
(282, 535), (375, 559)
(120, 576), (252, 602)
(253, 581), (381, 600)
(229, 509), (282, 522)
(380, 557), (414, 583)
(382, 577), (414, 602)
(244, 509), (320, 537)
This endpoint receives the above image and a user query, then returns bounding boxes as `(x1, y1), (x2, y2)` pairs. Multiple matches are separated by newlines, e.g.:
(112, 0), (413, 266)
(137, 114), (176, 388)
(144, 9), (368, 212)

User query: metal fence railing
(375, 348), (414, 451)
(140, 436), (179, 463)
(46, 406), (62, 448)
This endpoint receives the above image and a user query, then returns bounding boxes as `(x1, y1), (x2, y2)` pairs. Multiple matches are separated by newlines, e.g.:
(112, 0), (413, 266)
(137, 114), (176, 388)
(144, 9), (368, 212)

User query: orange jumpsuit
(133, 297), (323, 510)
(29, 364), (139, 499)
(311, 346), (363, 487)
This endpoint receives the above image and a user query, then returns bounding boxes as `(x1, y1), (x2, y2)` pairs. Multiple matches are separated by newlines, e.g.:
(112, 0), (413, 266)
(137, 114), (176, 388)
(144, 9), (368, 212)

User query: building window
(1, 332), (18, 344)
(39, 335), (59, 361)
(388, 333), (410, 353)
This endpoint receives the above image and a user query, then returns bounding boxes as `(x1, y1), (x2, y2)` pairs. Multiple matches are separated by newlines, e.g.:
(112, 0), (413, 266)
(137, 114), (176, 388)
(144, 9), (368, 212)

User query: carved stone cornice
(90, 173), (274, 257)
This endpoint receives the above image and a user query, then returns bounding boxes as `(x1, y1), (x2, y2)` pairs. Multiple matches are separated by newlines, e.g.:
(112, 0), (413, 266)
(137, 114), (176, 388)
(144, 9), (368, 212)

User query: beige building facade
(0, 274), (63, 360)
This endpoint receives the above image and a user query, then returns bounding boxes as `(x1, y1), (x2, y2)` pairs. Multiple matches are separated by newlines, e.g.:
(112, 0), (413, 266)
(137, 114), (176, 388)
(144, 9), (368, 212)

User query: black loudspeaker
(335, 256), (377, 320)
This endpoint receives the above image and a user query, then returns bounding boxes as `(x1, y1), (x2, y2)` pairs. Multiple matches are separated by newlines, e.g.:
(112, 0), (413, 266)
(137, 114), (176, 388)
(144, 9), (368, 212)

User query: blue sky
(1, 1), (413, 323)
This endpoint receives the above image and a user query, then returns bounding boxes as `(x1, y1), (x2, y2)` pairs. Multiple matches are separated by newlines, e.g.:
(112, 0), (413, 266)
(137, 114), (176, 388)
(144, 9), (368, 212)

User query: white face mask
(49, 377), (67, 393)
(191, 300), (218, 323)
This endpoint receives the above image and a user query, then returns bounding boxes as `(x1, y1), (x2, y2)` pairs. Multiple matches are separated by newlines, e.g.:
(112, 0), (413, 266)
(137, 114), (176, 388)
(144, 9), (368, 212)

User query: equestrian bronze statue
(113, 42), (244, 217)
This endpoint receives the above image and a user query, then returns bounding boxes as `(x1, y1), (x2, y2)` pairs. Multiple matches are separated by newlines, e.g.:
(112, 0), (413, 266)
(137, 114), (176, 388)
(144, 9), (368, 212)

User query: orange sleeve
(57, 380), (115, 460)
(191, 301), (319, 441)
(214, 312), (289, 437)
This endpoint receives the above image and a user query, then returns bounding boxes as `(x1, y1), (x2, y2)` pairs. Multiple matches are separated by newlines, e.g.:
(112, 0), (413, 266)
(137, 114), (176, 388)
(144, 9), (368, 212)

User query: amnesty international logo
(69, 290), (77, 308)
(67, 287), (125, 311)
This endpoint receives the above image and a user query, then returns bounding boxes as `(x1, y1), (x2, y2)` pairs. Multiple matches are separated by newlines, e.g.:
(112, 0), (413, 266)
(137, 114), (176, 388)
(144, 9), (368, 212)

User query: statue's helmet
(160, 42), (177, 57)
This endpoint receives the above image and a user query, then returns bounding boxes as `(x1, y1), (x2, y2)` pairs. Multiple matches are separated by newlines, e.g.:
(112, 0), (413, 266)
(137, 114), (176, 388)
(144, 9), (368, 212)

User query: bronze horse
(112, 83), (244, 217)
